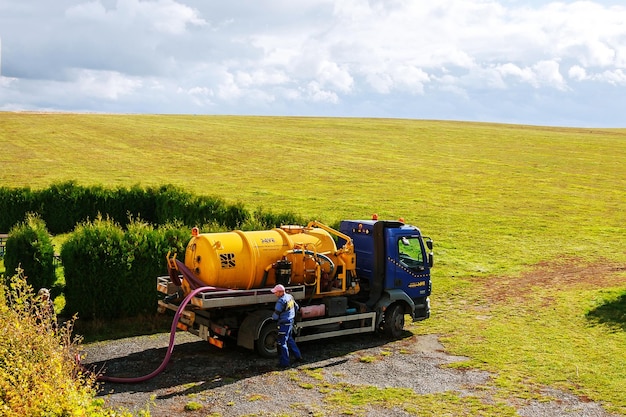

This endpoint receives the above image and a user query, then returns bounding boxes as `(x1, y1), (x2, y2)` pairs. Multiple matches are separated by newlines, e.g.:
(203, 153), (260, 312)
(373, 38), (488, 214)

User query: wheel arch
(374, 289), (416, 328)
(237, 309), (274, 351)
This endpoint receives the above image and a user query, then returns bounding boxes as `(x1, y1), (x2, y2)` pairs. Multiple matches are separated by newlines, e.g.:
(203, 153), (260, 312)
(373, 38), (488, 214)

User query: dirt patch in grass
(481, 258), (626, 305)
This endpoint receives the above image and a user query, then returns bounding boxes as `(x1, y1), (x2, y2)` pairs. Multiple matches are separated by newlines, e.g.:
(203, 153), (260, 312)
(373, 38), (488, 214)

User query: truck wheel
(255, 322), (278, 358)
(383, 304), (405, 338)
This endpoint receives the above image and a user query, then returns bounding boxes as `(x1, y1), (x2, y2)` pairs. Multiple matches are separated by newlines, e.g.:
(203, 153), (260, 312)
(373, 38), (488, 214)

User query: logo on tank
(220, 253), (236, 268)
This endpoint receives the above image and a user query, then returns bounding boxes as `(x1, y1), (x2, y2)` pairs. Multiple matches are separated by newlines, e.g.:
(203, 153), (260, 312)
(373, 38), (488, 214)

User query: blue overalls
(272, 292), (302, 367)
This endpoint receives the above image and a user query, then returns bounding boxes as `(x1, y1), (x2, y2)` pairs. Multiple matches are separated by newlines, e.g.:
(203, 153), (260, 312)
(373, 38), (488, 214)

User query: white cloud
(364, 65), (429, 94)
(66, 0), (206, 34)
(597, 69), (626, 85)
(1, 0), (626, 126)
(568, 65), (588, 81)
(316, 60), (353, 93)
(366, 72), (395, 94)
(235, 69), (291, 88)
(569, 67), (626, 86)
(147, 0), (206, 35)
(215, 71), (243, 101)
(494, 63), (536, 87)
(539, 1), (624, 68)
(65, 1), (108, 20)
(0, 75), (17, 87)
(178, 85), (214, 107)
(533, 60), (568, 91)
(303, 81), (339, 103)
(75, 69), (142, 99)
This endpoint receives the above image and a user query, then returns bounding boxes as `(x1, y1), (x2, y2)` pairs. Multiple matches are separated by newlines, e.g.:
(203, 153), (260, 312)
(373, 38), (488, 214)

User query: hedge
(0, 182), (246, 234)
(61, 219), (190, 320)
(2, 183), (307, 320)
(0, 187), (37, 232)
(3, 214), (56, 292)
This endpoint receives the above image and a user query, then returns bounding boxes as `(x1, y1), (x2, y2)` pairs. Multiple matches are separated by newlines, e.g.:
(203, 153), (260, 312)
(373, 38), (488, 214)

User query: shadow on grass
(586, 291), (626, 331)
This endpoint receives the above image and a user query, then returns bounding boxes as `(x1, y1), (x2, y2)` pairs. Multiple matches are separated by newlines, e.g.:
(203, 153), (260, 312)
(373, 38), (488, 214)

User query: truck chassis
(157, 275), (379, 357)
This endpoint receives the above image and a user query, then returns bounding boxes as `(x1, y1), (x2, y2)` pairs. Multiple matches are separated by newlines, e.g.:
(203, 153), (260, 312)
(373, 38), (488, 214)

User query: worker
(36, 288), (57, 331)
(271, 284), (303, 368)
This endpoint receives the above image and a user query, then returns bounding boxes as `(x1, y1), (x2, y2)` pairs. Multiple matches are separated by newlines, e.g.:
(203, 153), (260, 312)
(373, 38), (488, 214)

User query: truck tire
(255, 321), (278, 358)
(383, 304), (405, 338)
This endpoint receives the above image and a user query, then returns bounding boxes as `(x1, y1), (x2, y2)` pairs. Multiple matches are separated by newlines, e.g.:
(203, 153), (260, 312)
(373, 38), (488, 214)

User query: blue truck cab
(339, 218), (433, 336)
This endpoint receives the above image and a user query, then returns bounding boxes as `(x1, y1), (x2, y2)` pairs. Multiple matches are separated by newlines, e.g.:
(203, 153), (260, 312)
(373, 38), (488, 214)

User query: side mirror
(425, 238), (433, 267)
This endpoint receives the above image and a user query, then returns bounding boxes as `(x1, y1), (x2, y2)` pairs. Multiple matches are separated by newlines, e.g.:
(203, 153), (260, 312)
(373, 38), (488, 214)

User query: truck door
(390, 235), (430, 299)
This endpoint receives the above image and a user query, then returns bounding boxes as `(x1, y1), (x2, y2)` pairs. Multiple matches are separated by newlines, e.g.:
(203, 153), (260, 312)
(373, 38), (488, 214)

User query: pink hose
(93, 286), (212, 383)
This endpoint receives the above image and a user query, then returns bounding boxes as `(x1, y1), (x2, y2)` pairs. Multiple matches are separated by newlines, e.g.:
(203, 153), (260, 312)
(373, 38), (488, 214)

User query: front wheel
(383, 304), (405, 338)
(255, 321), (278, 358)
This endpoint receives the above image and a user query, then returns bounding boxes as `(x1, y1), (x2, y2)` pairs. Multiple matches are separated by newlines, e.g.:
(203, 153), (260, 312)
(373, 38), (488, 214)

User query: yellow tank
(181, 223), (357, 297)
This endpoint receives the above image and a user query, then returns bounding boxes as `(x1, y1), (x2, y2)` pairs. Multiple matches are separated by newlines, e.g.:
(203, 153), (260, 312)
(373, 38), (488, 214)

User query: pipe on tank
(289, 249), (335, 275)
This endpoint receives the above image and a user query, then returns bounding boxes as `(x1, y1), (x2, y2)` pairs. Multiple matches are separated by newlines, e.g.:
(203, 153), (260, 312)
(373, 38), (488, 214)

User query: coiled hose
(91, 285), (211, 383)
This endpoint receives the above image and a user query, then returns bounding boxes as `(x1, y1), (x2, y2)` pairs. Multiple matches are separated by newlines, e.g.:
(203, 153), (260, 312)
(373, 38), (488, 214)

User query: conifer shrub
(0, 186), (36, 233)
(113, 185), (159, 227)
(249, 207), (305, 230)
(0, 183), (296, 234)
(156, 221), (192, 261)
(62, 218), (128, 320)
(190, 193), (229, 227)
(222, 201), (250, 229)
(123, 221), (161, 317)
(122, 221), (189, 317)
(61, 218), (190, 320)
(153, 184), (228, 226)
(38, 181), (96, 234)
(36, 182), (163, 232)
(153, 184), (194, 225)
(3, 214), (56, 292)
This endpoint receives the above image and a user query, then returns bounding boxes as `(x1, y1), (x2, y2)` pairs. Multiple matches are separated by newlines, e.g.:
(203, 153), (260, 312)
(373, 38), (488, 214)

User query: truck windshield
(398, 236), (424, 270)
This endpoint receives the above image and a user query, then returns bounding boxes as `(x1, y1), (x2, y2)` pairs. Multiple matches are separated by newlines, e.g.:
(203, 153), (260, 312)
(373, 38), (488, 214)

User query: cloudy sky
(1, 0), (625, 127)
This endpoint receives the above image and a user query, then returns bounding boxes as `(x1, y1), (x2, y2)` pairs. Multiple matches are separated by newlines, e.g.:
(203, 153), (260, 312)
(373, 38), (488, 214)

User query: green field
(1, 112), (625, 413)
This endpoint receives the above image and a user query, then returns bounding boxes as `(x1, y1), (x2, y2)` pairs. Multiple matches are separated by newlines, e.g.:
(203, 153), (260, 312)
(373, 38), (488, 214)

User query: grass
(183, 401), (203, 411)
(326, 386), (518, 416)
(1, 114), (623, 275)
(1, 113), (625, 414)
(416, 268), (626, 413)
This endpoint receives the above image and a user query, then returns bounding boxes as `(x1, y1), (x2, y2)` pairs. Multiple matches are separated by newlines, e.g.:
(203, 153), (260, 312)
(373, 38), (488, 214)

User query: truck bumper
(412, 296), (430, 321)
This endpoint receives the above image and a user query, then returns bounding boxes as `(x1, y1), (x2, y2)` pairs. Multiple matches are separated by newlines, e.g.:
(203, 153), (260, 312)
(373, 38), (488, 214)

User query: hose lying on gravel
(86, 286), (211, 384)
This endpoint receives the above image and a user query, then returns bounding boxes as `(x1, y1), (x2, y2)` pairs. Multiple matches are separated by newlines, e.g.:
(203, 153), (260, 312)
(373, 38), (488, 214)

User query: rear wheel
(383, 304), (405, 338)
(255, 321), (278, 358)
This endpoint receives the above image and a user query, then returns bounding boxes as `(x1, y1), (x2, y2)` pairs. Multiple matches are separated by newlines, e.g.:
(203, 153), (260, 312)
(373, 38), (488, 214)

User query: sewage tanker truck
(157, 217), (433, 357)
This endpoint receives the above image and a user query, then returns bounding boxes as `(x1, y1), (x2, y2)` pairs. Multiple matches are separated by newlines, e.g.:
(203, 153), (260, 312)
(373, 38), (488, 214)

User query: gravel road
(82, 329), (617, 417)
